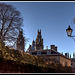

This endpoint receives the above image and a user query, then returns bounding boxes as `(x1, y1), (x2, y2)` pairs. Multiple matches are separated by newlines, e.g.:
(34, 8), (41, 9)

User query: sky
(2, 1), (75, 58)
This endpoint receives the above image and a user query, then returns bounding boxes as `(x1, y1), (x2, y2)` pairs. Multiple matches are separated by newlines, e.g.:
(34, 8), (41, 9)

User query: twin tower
(35, 29), (43, 50)
(28, 29), (44, 51)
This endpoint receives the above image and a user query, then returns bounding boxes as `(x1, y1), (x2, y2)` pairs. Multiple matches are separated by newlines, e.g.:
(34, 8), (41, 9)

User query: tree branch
(3, 17), (14, 37)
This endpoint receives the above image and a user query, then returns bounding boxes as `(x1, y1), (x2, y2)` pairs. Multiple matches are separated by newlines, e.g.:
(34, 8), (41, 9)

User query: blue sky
(2, 1), (75, 58)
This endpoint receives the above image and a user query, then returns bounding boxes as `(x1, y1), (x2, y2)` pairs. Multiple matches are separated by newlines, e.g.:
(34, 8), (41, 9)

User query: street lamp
(66, 25), (75, 41)
(66, 25), (73, 37)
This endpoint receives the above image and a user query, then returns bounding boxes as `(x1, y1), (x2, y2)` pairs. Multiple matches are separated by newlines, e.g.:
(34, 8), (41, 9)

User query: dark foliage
(0, 40), (72, 73)
(0, 57), (72, 73)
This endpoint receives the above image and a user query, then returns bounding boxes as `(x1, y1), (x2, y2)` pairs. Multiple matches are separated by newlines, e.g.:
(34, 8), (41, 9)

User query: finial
(70, 54), (71, 59)
(37, 29), (39, 32)
(40, 29), (41, 33)
(33, 39), (34, 42)
(32, 39), (35, 43)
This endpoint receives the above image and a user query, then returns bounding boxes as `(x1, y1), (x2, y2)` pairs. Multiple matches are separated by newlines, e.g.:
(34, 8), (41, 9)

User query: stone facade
(33, 52), (71, 67)
(71, 58), (75, 69)
(60, 56), (71, 67)
(39, 55), (60, 64)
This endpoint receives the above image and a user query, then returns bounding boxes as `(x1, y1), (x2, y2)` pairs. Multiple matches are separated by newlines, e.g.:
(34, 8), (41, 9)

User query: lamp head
(66, 25), (73, 37)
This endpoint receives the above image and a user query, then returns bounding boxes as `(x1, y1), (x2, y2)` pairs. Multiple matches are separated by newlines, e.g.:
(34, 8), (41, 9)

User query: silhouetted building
(27, 29), (44, 52)
(27, 29), (71, 67)
(16, 29), (24, 52)
(35, 29), (43, 50)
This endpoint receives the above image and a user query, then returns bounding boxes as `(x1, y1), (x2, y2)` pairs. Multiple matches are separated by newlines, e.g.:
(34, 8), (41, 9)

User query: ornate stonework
(35, 29), (43, 50)
(27, 29), (44, 52)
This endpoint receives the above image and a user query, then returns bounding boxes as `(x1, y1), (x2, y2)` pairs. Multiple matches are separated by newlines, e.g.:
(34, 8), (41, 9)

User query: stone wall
(38, 55), (71, 67)
(71, 58), (75, 69)
(38, 55), (60, 64)
(60, 56), (71, 67)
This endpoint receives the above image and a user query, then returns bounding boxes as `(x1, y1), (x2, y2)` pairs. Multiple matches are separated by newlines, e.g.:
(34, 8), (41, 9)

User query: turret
(35, 29), (43, 50)
(40, 29), (41, 34)
(32, 39), (35, 45)
(37, 29), (39, 35)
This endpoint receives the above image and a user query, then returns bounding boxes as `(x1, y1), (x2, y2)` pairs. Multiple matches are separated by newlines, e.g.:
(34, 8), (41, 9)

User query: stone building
(16, 29), (25, 52)
(71, 58), (75, 69)
(27, 29), (71, 67)
(71, 53), (75, 69)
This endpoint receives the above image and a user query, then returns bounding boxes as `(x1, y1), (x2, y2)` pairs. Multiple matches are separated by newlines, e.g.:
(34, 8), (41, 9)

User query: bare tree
(0, 3), (23, 47)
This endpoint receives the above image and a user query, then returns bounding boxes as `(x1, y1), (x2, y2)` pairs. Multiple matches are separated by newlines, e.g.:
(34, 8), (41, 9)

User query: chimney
(65, 53), (67, 57)
(51, 45), (55, 50)
(55, 46), (57, 51)
(65, 53), (69, 58)
(46, 46), (48, 49)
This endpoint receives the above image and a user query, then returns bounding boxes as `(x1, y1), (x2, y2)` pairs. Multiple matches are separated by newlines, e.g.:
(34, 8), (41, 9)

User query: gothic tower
(31, 40), (35, 51)
(35, 29), (43, 50)
(16, 29), (25, 52)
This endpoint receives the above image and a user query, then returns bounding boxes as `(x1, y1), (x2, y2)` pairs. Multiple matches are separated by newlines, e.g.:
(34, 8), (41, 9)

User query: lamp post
(66, 25), (75, 41)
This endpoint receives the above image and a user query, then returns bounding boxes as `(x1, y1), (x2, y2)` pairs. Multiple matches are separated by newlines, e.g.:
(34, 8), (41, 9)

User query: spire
(32, 39), (35, 43)
(73, 52), (74, 58)
(37, 29), (39, 35)
(35, 29), (43, 50)
(18, 28), (23, 36)
(70, 54), (71, 59)
(38, 29), (39, 32)
(40, 29), (41, 33)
